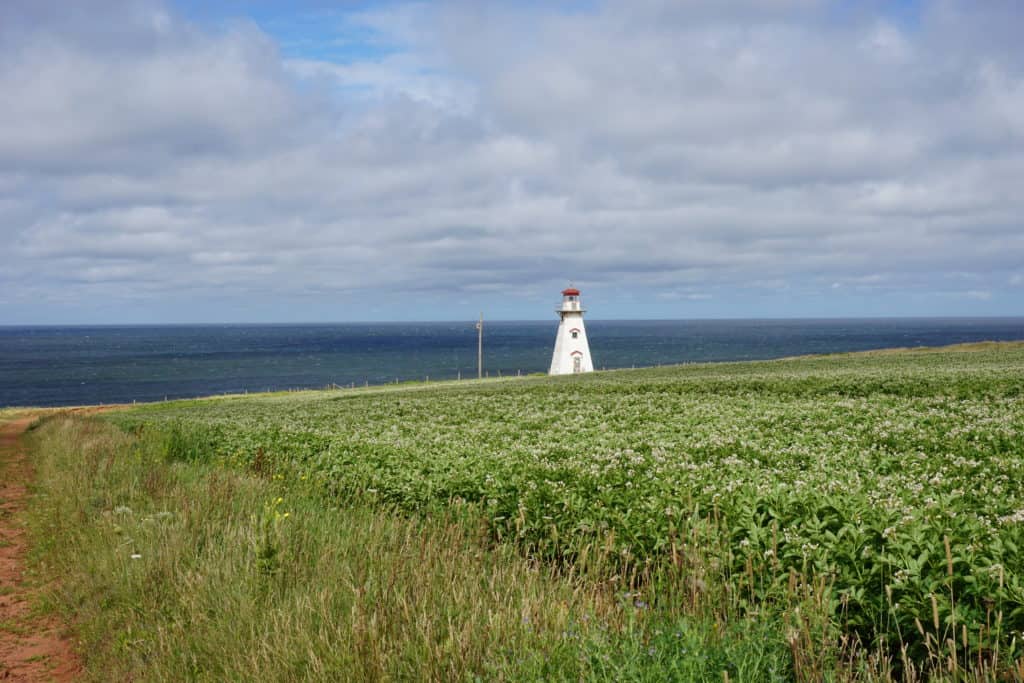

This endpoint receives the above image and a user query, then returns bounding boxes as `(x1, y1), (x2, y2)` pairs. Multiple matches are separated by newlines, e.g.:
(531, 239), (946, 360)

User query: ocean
(1, 318), (1022, 408)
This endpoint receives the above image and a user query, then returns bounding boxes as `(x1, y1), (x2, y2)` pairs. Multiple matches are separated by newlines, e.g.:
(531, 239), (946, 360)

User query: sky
(0, 0), (1022, 324)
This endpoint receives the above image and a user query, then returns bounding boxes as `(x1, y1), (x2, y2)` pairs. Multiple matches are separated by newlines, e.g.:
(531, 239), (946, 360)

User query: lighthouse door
(573, 355), (582, 373)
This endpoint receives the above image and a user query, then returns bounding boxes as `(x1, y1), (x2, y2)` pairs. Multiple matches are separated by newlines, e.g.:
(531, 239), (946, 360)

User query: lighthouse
(549, 287), (594, 375)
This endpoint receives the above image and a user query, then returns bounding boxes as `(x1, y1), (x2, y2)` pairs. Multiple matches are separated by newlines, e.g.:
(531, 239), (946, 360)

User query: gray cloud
(1, 0), (1022, 322)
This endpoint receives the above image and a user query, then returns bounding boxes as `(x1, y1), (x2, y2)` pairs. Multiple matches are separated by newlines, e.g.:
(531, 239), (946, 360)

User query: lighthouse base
(549, 314), (594, 375)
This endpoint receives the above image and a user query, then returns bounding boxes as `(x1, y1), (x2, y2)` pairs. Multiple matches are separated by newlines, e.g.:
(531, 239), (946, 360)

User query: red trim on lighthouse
(561, 287), (580, 296)
(570, 350), (583, 356)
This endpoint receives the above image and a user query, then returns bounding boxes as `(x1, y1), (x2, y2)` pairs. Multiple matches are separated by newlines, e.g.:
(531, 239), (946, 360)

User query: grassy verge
(24, 415), (805, 681)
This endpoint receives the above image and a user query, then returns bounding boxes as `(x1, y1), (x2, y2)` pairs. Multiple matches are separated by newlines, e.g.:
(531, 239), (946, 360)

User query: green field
(21, 343), (1024, 680)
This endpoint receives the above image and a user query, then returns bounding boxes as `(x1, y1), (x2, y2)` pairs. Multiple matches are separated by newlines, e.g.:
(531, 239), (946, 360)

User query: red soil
(0, 416), (81, 682)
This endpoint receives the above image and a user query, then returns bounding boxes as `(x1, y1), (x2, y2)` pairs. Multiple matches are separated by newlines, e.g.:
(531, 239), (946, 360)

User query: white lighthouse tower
(549, 286), (594, 375)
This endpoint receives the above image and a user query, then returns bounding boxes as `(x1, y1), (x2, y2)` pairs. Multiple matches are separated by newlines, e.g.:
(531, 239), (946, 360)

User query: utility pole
(476, 312), (483, 379)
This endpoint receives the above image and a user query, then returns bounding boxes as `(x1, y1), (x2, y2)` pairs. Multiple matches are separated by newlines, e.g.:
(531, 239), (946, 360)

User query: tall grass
(24, 416), (803, 681)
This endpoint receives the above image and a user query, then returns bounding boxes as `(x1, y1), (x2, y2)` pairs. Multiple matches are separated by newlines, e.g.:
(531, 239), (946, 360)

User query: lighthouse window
(571, 330), (579, 339)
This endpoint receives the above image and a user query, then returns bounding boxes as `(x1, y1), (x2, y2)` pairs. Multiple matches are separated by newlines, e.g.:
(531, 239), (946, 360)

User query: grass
(22, 415), (804, 681)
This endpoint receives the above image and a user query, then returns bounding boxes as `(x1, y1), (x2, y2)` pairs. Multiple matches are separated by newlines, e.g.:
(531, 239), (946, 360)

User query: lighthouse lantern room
(549, 287), (595, 375)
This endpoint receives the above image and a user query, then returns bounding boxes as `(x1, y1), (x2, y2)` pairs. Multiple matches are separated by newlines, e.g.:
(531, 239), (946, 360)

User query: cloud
(0, 17), (307, 176)
(1, 0), (1022, 322)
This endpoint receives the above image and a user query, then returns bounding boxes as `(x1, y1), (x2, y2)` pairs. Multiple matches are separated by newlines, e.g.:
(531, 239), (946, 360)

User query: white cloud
(1, 0), (1022, 321)
(862, 21), (912, 64)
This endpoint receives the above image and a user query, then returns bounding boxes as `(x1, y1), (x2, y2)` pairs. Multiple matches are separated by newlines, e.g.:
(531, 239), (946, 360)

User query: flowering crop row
(112, 345), (1024, 659)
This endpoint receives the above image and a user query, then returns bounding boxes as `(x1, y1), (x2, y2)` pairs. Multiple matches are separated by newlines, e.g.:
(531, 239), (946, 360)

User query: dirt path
(0, 416), (80, 682)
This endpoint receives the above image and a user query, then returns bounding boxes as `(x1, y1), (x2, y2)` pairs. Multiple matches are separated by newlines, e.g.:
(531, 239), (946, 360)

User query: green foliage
(23, 416), (800, 681)
(109, 344), (1024, 670)
(155, 421), (222, 463)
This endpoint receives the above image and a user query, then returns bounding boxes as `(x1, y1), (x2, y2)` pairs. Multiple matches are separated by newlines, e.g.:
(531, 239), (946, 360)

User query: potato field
(110, 344), (1024, 668)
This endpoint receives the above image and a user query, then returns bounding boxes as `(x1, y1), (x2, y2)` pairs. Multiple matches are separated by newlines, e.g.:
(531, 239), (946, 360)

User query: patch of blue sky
(272, 18), (392, 63)
(825, 0), (923, 31)
(521, 0), (596, 14)
(883, 0), (923, 30)
(173, 0), (408, 63)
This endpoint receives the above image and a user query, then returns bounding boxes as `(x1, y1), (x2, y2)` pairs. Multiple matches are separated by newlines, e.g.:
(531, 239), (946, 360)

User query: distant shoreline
(3, 338), (1022, 412)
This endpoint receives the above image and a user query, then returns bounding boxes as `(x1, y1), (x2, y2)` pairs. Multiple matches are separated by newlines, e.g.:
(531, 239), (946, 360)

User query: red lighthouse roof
(561, 287), (580, 296)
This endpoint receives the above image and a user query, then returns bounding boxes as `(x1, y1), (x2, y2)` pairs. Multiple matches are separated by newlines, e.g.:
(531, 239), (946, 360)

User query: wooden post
(476, 312), (483, 379)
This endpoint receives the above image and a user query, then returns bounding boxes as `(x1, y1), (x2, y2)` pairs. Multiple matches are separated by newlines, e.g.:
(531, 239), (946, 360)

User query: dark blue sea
(1, 318), (1023, 407)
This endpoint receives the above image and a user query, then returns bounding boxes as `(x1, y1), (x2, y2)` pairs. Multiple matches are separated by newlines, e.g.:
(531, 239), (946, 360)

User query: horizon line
(2, 314), (1024, 328)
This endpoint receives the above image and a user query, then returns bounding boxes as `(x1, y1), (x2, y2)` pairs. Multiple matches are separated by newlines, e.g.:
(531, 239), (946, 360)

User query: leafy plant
(108, 344), (1024, 671)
